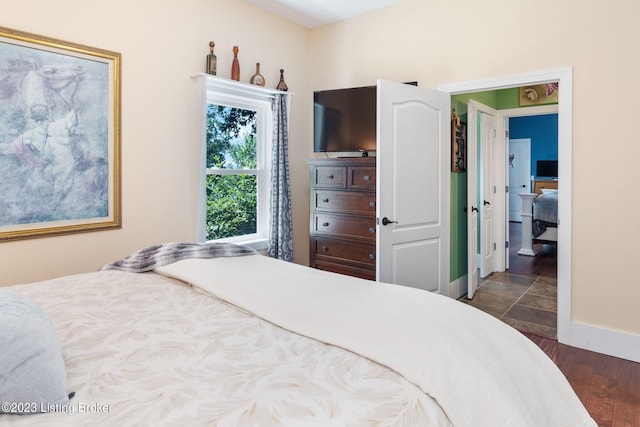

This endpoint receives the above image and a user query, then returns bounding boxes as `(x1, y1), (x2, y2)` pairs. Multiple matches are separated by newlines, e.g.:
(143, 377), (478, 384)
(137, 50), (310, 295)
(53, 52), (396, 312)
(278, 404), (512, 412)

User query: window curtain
(268, 94), (293, 261)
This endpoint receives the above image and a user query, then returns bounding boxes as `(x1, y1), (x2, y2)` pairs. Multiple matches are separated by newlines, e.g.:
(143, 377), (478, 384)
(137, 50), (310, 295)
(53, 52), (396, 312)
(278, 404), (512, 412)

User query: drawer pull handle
(322, 246), (329, 252)
(327, 174), (334, 179)
(322, 222), (330, 227)
(369, 253), (375, 260)
(364, 175), (370, 181)
(322, 198), (329, 203)
(369, 201), (376, 207)
(369, 227), (375, 234)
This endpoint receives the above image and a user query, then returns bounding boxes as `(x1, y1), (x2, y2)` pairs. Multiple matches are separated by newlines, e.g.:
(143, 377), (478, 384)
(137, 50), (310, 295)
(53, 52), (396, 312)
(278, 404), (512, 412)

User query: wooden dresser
(308, 157), (377, 280)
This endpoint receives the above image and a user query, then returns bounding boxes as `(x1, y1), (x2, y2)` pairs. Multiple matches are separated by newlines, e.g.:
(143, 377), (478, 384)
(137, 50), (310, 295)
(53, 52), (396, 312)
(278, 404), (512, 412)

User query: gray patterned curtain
(268, 94), (293, 261)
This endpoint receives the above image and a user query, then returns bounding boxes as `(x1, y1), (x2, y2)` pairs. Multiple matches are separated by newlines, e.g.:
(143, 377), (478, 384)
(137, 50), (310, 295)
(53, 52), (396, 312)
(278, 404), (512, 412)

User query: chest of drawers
(308, 157), (376, 280)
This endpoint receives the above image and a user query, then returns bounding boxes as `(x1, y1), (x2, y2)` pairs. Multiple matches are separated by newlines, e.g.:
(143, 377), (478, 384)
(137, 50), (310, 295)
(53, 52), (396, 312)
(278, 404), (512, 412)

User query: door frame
(507, 138), (531, 223)
(438, 68), (573, 344)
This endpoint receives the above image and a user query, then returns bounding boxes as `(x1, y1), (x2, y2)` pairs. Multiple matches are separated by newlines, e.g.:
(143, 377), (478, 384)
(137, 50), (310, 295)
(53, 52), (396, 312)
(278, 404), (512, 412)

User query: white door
(376, 80), (450, 296)
(467, 108), (479, 298)
(508, 139), (531, 222)
(479, 111), (497, 278)
(468, 101), (502, 298)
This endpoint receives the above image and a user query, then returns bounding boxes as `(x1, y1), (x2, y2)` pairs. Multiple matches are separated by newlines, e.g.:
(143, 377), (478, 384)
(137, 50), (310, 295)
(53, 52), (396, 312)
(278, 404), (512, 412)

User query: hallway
(461, 222), (558, 338)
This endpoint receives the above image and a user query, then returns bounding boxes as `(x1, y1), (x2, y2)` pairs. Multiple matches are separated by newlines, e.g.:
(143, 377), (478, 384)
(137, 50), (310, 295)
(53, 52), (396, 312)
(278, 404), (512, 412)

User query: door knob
(471, 206), (478, 212)
(483, 200), (491, 206)
(381, 217), (398, 226)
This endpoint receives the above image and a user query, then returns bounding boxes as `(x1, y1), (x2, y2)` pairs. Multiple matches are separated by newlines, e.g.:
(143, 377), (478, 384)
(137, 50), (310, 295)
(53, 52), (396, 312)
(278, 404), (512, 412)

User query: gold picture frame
(519, 83), (559, 106)
(0, 26), (121, 241)
(451, 110), (466, 172)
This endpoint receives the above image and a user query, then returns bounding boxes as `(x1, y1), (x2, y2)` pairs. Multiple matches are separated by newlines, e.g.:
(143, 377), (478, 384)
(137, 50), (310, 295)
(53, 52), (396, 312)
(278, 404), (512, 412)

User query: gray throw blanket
(101, 242), (257, 273)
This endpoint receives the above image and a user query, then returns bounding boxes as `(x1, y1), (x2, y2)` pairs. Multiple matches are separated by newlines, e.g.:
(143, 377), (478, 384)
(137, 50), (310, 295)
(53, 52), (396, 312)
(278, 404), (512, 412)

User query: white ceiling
(248, 0), (407, 29)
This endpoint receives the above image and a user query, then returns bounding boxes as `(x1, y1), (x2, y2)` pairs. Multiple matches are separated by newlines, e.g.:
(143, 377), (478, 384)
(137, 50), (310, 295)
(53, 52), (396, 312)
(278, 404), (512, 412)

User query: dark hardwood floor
(465, 222), (640, 426)
(524, 332), (640, 427)
(507, 221), (557, 278)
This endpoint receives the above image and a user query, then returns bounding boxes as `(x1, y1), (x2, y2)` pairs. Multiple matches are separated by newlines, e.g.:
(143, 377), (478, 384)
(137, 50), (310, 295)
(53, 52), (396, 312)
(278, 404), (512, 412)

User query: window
(206, 104), (260, 240)
(197, 77), (273, 249)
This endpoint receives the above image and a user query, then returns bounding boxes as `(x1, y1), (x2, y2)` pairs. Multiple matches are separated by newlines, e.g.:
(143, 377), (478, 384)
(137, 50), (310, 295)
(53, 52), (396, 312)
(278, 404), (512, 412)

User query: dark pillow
(0, 288), (69, 414)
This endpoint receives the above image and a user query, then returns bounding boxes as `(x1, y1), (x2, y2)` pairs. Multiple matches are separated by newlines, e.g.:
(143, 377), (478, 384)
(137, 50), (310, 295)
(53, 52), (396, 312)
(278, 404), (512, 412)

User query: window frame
(196, 77), (274, 250)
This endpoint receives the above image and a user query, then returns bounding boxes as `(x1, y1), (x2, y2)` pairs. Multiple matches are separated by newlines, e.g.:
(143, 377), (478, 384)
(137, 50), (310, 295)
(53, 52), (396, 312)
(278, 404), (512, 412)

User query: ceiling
(247, 0), (407, 29)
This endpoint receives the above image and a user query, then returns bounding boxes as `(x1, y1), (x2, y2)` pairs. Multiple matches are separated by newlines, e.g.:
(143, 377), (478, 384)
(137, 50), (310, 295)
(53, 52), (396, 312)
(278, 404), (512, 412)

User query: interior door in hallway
(508, 138), (531, 222)
(467, 101), (503, 295)
(479, 111), (497, 279)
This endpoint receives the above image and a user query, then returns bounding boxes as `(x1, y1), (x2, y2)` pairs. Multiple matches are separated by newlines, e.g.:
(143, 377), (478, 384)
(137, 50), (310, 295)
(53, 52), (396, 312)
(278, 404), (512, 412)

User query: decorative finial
(231, 46), (240, 81)
(276, 68), (288, 91)
(206, 41), (217, 75)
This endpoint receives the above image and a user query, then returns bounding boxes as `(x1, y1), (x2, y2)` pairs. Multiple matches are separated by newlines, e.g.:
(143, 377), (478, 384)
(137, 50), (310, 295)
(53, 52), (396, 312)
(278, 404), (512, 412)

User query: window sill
(210, 236), (269, 252)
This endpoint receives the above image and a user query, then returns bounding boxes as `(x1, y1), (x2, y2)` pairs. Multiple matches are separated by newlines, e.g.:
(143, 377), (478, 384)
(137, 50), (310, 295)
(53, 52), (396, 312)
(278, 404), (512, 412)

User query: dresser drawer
(314, 190), (376, 215)
(314, 261), (376, 281)
(313, 213), (376, 241)
(314, 238), (376, 266)
(313, 166), (347, 189)
(349, 166), (376, 190)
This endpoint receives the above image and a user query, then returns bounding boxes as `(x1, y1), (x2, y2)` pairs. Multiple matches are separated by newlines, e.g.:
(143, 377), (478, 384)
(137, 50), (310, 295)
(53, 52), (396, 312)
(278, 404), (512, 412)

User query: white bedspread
(156, 254), (596, 427)
(1, 268), (450, 426)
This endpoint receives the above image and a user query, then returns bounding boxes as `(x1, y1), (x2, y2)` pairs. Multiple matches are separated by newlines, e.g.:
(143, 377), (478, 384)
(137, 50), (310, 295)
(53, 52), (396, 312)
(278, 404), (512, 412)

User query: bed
(532, 190), (559, 242)
(518, 190), (558, 256)
(1, 242), (595, 426)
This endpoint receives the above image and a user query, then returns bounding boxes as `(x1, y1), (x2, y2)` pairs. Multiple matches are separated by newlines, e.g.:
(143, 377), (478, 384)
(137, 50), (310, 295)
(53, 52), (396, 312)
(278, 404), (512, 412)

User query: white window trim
(193, 74), (278, 249)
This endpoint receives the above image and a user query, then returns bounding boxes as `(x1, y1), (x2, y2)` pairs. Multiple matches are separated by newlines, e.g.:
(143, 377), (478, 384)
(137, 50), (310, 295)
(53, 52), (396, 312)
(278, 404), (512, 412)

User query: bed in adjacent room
(0, 243), (595, 426)
(518, 190), (558, 256)
(532, 189), (559, 243)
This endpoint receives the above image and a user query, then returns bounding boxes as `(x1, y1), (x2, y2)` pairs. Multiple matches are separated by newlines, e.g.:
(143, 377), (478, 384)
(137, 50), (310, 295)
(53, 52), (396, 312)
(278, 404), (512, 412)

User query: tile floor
(461, 271), (558, 339)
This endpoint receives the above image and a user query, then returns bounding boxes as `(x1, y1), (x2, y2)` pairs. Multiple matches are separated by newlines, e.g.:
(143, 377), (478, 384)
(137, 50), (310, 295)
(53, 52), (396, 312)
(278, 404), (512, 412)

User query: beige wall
(0, 0), (313, 285)
(2, 0), (640, 339)
(307, 0), (640, 335)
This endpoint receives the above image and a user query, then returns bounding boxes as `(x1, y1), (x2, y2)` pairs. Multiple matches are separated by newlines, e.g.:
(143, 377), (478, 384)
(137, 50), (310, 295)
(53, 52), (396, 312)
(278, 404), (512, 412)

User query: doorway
(502, 105), (558, 271)
(466, 102), (559, 337)
(463, 103), (558, 311)
(438, 67), (573, 344)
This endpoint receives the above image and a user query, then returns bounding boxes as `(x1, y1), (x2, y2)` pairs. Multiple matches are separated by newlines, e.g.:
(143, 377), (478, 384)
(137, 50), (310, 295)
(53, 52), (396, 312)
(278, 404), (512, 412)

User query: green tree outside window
(205, 104), (258, 240)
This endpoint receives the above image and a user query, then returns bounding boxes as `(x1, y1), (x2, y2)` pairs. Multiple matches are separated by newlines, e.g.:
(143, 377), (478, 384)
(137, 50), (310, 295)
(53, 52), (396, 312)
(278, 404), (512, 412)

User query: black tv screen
(313, 86), (376, 153)
(537, 160), (558, 178)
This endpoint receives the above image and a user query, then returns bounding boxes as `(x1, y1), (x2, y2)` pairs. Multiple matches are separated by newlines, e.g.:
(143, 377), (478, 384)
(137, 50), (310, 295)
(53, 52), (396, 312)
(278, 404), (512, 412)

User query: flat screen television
(536, 160), (558, 178)
(313, 85), (376, 153)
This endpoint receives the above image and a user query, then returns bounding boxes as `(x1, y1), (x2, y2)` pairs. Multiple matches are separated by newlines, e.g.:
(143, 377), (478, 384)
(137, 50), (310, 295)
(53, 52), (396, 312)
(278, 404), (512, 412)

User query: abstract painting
(0, 26), (120, 241)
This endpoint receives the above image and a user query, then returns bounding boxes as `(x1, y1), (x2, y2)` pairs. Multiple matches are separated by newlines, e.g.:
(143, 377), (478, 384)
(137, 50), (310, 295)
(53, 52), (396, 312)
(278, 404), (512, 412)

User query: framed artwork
(519, 83), (559, 106)
(451, 110), (466, 172)
(0, 26), (121, 241)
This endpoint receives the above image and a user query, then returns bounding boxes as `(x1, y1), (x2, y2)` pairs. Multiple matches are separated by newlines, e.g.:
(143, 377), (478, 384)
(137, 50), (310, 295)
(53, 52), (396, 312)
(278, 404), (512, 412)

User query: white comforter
(2, 266), (449, 426)
(156, 254), (596, 427)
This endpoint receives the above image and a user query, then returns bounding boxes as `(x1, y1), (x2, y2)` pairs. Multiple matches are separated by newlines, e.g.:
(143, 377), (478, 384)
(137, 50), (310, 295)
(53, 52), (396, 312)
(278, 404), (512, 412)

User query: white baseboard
(448, 274), (468, 300)
(566, 322), (640, 363)
(448, 274), (640, 362)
